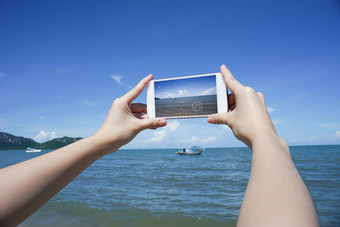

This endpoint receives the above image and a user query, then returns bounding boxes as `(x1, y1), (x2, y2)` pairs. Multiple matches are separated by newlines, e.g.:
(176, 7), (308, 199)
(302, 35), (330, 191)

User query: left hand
(94, 74), (167, 153)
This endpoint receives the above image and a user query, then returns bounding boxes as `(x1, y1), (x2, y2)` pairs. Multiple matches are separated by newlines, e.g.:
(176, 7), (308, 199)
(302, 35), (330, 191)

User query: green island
(0, 132), (82, 150)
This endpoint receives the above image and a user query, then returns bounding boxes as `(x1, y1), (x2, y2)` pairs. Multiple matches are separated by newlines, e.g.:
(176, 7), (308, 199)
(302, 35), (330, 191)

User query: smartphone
(146, 73), (227, 119)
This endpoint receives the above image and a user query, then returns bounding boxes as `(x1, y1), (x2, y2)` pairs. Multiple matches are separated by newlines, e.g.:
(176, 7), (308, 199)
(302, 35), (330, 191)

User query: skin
(0, 66), (319, 226)
(208, 65), (319, 227)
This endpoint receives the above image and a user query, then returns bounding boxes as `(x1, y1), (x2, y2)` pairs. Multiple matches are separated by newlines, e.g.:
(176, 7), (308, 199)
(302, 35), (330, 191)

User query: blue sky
(155, 75), (216, 99)
(0, 0), (339, 147)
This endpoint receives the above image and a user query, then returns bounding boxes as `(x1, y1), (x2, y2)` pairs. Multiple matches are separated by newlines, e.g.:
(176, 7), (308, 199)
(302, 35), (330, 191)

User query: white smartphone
(146, 73), (227, 119)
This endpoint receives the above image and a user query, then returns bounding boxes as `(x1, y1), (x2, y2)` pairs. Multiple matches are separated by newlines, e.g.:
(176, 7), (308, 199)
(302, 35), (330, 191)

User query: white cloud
(306, 132), (340, 144)
(330, 131), (340, 143)
(177, 89), (188, 96)
(34, 130), (58, 143)
(180, 135), (216, 145)
(219, 124), (231, 131)
(201, 87), (216, 96)
(111, 75), (132, 88)
(318, 123), (339, 129)
(180, 136), (199, 144)
(50, 131), (58, 139)
(111, 75), (123, 85)
(335, 131), (340, 138)
(142, 130), (166, 144)
(40, 116), (45, 121)
(308, 135), (317, 143)
(139, 120), (180, 144)
(267, 107), (275, 113)
(164, 93), (172, 98)
(167, 120), (179, 131)
(0, 72), (4, 78)
(290, 138), (298, 143)
(82, 99), (97, 107)
(202, 136), (216, 143)
(128, 119), (243, 149)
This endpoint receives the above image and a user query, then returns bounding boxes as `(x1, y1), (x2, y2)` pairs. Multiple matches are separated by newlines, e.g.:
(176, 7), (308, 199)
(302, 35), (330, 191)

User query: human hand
(94, 74), (167, 153)
(207, 65), (277, 148)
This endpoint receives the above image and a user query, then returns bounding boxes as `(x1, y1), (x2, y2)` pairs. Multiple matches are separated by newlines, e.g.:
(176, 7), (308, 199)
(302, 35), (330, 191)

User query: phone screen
(154, 75), (218, 118)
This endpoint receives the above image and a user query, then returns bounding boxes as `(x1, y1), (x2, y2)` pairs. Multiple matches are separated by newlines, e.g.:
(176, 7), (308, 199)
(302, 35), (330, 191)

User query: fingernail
(221, 64), (226, 69)
(158, 119), (166, 126)
(207, 116), (215, 124)
(145, 74), (153, 80)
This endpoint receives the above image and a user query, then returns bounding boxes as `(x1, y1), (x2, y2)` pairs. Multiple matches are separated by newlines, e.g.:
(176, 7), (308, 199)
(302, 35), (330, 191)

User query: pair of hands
(94, 65), (277, 153)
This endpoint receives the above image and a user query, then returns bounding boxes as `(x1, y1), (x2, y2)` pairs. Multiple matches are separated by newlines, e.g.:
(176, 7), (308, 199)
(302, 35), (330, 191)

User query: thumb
(139, 118), (167, 130)
(207, 113), (233, 128)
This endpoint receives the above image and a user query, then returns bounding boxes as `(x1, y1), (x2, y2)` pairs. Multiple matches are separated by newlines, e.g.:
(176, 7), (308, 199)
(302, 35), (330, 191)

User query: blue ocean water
(0, 145), (339, 226)
(155, 95), (217, 117)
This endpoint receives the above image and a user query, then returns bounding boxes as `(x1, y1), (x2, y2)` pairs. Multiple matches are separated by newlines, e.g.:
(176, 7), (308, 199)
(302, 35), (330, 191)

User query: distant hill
(39, 136), (82, 149)
(0, 132), (82, 150)
(0, 132), (38, 150)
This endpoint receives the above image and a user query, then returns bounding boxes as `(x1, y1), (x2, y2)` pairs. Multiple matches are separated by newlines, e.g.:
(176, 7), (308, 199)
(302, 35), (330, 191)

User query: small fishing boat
(176, 146), (204, 155)
(26, 147), (42, 153)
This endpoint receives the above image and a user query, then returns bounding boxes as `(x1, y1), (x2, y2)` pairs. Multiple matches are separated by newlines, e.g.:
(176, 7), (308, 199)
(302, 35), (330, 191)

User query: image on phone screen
(154, 75), (218, 118)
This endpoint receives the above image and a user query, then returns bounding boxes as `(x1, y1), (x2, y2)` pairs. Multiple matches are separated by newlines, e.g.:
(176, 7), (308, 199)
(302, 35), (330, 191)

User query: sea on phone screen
(155, 95), (217, 117)
(154, 75), (218, 118)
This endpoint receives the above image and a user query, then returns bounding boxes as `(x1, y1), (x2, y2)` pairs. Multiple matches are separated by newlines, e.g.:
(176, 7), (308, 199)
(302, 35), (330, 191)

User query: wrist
(88, 132), (121, 155)
(250, 133), (289, 155)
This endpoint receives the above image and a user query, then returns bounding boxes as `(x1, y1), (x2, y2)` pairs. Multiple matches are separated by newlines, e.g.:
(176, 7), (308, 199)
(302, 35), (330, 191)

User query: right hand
(207, 65), (277, 148)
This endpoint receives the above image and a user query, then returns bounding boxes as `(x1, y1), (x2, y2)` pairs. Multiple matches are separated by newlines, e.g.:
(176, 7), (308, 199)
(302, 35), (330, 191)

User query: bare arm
(0, 74), (166, 226)
(208, 65), (319, 227)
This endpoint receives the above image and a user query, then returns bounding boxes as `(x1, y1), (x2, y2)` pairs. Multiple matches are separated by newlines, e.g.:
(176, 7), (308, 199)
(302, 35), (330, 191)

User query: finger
(123, 74), (153, 103)
(130, 103), (147, 113)
(257, 92), (265, 102)
(207, 112), (233, 128)
(228, 93), (235, 106)
(139, 118), (167, 130)
(133, 112), (148, 119)
(227, 93), (236, 112)
(220, 65), (244, 93)
(228, 104), (236, 112)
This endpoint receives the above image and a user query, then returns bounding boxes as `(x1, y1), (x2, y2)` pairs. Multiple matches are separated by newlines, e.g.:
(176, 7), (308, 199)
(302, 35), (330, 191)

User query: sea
(0, 145), (339, 227)
(155, 95), (217, 117)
